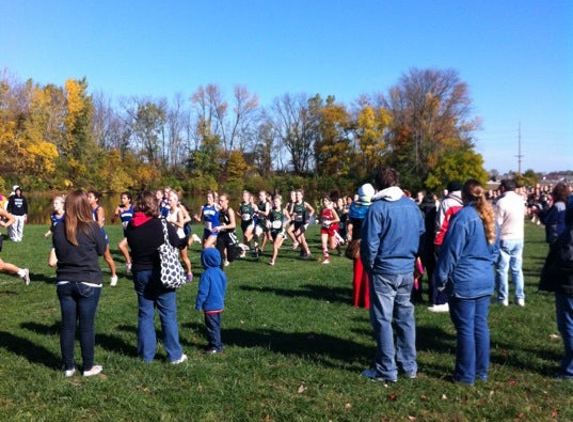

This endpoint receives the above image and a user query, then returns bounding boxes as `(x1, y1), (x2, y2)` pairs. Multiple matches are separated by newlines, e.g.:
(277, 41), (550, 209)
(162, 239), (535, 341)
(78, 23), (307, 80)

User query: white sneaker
(171, 354), (188, 365)
(515, 298), (525, 307)
(292, 242), (299, 250)
(238, 243), (250, 251)
(83, 365), (102, 377)
(191, 234), (202, 243)
(224, 260), (230, 267)
(110, 275), (118, 287)
(322, 258), (330, 264)
(428, 303), (449, 313)
(126, 263), (132, 274)
(20, 268), (30, 285)
(64, 368), (76, 377)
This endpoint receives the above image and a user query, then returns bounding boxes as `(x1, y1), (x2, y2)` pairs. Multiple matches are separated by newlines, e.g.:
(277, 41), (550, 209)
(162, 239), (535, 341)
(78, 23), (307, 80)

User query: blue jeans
(449, 295), (491, 384)
(555, 292), (573, 378)
(495, 239), (525, 301)
(204, 312), (223, 351)
(57, 282), (101, 371)
(368, 272), (417, 380)
(133, 269), (184, 362)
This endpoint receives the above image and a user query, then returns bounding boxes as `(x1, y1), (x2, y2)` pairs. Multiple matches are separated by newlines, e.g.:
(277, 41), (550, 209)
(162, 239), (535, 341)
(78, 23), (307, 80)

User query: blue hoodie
(195, 248), (227, 312)
(360, 186), (425, 275)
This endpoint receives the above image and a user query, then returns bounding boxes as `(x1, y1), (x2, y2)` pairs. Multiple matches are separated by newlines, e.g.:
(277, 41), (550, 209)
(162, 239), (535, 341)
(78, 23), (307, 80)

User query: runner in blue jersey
(44, 195), (66, 238)
(194, 191), (220, 249)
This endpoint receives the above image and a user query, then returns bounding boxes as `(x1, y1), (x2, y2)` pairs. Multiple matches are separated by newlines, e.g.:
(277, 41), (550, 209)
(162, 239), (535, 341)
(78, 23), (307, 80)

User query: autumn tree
(126, 98), (167, 166)
(383, 68), (481, 189)
(268, 93), (314, 175)
(425, 146), (489, 192)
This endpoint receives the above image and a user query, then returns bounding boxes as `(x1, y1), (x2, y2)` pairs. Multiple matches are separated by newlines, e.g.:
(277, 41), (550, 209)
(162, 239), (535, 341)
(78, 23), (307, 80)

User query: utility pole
(516, 121), (524, 174)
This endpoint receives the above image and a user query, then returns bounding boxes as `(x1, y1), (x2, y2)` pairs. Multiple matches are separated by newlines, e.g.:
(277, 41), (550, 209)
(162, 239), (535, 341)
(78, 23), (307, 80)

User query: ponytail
(462, 180), (496, 244)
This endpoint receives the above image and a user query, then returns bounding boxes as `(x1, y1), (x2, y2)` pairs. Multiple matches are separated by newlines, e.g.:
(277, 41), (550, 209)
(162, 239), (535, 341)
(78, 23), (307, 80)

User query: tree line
(1, 67), (499, 198)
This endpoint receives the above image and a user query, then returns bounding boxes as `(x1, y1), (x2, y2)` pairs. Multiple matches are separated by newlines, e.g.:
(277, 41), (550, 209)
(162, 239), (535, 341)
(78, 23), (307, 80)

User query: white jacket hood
(371, 186), (404, 202)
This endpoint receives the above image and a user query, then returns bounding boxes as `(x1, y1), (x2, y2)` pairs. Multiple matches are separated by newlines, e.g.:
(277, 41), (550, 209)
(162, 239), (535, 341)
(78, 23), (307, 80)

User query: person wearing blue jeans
(360, 167), (424, 383)
(133, 268), (184, 362)
(49, 190), (107, 377)
(494, 179), (525, 306)
(369, 273), (417, 380)
(495, 240), (525, 304)
(449, 295), (490, 383)
(57, 282), (102, 375)
(555, 293), (573, 379)
(125, 190), (187, 364)
(435, 180), (500, 385)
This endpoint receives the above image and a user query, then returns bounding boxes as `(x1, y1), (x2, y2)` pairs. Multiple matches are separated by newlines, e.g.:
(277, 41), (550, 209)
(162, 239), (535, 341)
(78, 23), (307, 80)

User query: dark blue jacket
(196, 248), (227, 312)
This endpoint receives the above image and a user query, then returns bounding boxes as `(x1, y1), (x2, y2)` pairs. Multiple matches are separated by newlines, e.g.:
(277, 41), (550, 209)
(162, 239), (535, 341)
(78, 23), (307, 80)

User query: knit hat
(357, 183), (375, 203)
(446, 181), (463, 192)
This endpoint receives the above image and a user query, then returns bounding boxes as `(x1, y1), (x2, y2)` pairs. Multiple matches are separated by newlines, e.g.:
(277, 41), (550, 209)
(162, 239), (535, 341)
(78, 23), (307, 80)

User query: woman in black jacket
(125, 190), (187, 364)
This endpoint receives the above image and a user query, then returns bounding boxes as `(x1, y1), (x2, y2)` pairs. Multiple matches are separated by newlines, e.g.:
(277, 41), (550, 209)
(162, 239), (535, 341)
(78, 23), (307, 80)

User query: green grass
(1, 222), (572, 421)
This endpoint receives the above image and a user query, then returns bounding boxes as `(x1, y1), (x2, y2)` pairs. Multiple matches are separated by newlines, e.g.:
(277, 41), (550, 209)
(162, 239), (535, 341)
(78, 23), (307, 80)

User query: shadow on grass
(238, 283), (351, 305)
(0, 331), (60, 369)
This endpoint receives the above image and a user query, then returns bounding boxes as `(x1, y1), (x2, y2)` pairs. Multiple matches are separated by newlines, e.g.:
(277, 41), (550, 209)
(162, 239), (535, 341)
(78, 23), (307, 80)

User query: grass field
(1, 222), (572, 421)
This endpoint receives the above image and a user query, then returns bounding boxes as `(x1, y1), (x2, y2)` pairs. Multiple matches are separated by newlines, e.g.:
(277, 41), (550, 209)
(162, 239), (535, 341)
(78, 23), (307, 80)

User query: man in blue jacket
(360, 166), (425, 383)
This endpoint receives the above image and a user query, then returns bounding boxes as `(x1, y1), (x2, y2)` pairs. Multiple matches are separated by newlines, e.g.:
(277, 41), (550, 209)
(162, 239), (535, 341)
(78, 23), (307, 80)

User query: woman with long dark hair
(49, 190), (106, 377)
(435, 180), (500, 385)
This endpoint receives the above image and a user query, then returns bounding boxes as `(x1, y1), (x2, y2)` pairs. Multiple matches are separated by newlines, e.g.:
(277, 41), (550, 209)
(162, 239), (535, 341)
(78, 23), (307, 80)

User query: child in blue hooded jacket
(196, 247), (227, 354)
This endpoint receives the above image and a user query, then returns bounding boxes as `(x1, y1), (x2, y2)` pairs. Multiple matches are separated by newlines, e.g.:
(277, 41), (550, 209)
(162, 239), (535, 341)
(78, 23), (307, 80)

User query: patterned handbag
(158, 219), (186, 289)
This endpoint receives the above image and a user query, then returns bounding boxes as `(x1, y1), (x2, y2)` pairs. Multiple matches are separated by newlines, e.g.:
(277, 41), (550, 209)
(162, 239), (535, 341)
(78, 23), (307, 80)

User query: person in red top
(428, 181), (464, 312)
(319, 196), (341, 264)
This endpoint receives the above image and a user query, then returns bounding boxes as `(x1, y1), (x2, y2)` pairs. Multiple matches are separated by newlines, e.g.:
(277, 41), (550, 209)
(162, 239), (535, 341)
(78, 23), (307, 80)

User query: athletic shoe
(64, 368), (76, 378)
(515, 298), (525, 307)
(204, 348), (223, 355)
(322, 258), (330, 264)
(292, 242), (299, 250)
(191, 234), (202, 243)
(301, 252), (312, 260)
(110, 275), (118, 287)
(83, 365), (103, 377)
(224, 260), (230, 267)
(238, 243), (250, 251)
(126, 263), (132, 274)
(21, 268), (30, 286)
(186, 273), (193, 283)
(427, 303), (449, 313)
(239, 251), (246, 259)
(268, 260), (275, 266)
(171, 354), (188, 365)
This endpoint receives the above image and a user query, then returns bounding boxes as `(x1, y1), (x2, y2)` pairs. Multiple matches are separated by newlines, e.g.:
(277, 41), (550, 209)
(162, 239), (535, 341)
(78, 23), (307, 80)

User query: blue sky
(2, 0), (572, 173)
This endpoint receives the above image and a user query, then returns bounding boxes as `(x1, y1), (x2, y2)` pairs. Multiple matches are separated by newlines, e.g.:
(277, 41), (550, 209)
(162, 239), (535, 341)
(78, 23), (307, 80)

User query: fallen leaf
(549, 333), (560, 340)
(551, 409), (560, 418)
(297, 385), (307, 394)
(143, 387), (150, 393)
(408, 416), (417, 421)
(441, 394), (447, 400)
(264, 414), (272, 422)
(388, 393), (398, 401)
(508, 380), (516, 386)
(344, 403), (352, 409)
(420, 394), (429, 402)
(518, 412), (526, 419)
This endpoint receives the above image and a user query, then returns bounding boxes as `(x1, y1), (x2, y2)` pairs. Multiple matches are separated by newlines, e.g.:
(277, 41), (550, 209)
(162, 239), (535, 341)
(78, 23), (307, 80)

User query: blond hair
(462, 180), (496, 244)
